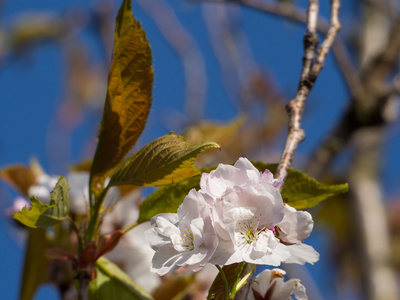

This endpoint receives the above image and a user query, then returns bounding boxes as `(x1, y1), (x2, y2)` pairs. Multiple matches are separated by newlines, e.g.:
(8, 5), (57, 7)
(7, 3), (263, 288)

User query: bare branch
(275, 0), (341, 184)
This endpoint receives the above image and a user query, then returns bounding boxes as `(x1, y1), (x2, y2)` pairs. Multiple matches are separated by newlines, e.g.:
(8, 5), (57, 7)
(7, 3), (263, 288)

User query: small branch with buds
(275, 0), (341, 186)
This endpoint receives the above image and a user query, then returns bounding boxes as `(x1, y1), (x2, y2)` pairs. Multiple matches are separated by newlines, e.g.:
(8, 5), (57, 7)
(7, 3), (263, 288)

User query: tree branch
(275, 0), (341, 184)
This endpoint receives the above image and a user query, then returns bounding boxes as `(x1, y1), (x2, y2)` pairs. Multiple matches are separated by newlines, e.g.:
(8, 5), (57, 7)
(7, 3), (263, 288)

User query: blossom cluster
(146, 158), (319, 276)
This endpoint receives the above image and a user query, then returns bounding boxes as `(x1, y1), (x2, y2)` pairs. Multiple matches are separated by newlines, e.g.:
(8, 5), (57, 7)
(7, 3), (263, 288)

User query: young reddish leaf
(13, 176), (70, 228)
(91, 0), (153, 177)
(95, 230), (124, 259)
(0, 165), (37, 196)
(109, 134), (220, 187)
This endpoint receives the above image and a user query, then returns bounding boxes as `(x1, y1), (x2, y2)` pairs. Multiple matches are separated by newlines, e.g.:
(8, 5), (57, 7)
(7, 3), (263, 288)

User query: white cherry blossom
(202, 158), (318, 266)
(146, 157), (319, 274)
(249, 268), (307, 300)
(275, 205), (319, 265)
(145, 189), (218, 275)
(209, 182), (290, 266)
(200, 157), (282, 201)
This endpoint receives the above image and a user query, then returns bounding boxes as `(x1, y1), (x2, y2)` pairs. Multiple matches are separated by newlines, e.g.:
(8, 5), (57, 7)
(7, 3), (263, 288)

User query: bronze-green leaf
(13, 176), (70, 228)
(137, 175), (201, 223)
(89, 256), (153, 300)
(109, 134), (220, 187)
(91, 0), (153, 177)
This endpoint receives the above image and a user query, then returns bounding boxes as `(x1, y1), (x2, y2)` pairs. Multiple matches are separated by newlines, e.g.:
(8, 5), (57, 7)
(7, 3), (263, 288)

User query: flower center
(236, 213), (266, 245)
(180, 228), (194, 251)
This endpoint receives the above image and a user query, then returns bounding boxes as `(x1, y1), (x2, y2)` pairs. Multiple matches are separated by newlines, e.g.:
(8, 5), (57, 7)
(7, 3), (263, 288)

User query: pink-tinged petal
(145, 226), (173, 250)
(283, 243), (320, 265)
(178, 189), (206, 220)
(153, 213), (179, 230)
(150, 245), (182, 275)
(209, 239), (242, 265)
(190, 218), (205, 248)
(292, 280), (307, 300)
(200, 163), (247, 198)
(245, 242), (290, 266)
(253, 231), (278, 253)
(234, 157), (260, 184)
(249, 269), (308, 300)
(238, 183), (285, 228)
(277, 205), (314, 244)
(146, 214), (180, 250)
(146, 189), (218, 275)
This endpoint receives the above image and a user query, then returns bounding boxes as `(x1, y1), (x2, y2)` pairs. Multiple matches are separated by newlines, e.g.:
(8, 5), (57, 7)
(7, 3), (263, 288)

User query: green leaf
(138, 161), (347, 224)
(19, 228), (50, 300)
(253, 163), (348, 209)
(89, 256), (153, 300)
(13, 176), (70, 228)
(109, 133), (220, 187)
(137, 175), (201, 223)
(91, 0), (153, 177)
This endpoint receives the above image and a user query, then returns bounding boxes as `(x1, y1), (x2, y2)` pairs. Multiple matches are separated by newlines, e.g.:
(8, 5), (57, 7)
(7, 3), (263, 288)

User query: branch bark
(275, 0), (341, 185)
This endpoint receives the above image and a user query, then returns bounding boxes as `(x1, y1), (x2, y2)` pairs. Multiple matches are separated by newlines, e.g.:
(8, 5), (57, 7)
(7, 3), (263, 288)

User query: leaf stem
(121, 221), (138, 234)
(233, 264), (256, 297)
(216, 265), (230, 300)
(87, 184), (111, 242)
(230, 262), (245, 297)
(67, 216), (85, 254)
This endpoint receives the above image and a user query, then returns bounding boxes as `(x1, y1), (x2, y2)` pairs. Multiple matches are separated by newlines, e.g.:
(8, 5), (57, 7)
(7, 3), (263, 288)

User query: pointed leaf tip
(91, 0), (153, 177)
(109, 134), (220, 187)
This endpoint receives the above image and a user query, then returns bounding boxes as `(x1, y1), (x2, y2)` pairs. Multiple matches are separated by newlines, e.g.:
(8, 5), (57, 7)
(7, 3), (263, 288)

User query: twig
(67, 216), (85, 255)
(275, 0), (341, 184)
(77, 272), (91, 300)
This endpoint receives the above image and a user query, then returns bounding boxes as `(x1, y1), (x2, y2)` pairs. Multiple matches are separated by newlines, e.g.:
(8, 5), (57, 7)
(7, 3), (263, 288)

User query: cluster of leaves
(0, 0), (348, 299)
